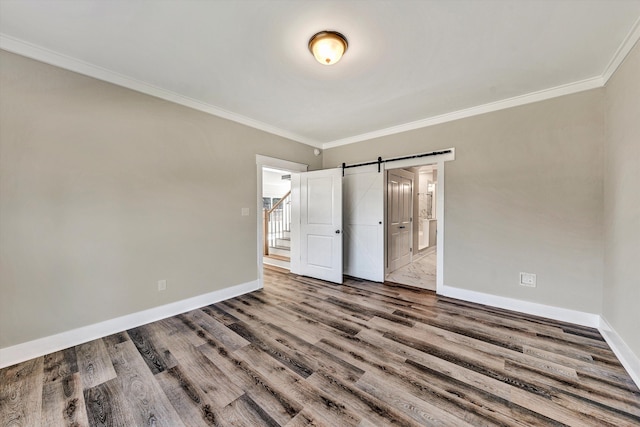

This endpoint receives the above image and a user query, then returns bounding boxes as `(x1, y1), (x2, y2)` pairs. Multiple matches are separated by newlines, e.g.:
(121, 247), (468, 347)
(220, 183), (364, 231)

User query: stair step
(264, 254), (290, 270)
(275, 237), (290, 248)
(265, 254), (290, 262)
(268, 246), (290, 257)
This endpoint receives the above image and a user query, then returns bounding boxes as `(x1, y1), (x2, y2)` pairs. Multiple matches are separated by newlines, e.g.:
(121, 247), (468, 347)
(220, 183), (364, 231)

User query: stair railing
(263, 190), (291, 256)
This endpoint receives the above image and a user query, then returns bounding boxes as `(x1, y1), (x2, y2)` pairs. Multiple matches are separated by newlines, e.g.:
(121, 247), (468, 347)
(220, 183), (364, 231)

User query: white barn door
(291, 168), (343, 284)
(343, 165), (384, 282)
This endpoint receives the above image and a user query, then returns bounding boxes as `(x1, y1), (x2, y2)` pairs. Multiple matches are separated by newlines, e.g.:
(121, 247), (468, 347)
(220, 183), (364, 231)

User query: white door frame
(256, 155), (308, 288)
(383, 149), (455, 294)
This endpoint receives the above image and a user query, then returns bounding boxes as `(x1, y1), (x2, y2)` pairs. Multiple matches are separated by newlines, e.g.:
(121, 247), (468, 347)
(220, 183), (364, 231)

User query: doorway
(387, 169), (414, 273)
(257, 150), (453, 292)
(385, 164), (438, 291)
(255, 155), (308, 288)
(262, 167), (292, 270)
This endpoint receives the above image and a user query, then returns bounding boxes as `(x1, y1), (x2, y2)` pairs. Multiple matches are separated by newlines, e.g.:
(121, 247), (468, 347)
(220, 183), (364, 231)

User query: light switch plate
(241, 207), (250, 216)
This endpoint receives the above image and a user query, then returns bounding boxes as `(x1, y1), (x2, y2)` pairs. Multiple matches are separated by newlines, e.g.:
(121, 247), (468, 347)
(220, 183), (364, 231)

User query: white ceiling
(1, 0), (639, 149)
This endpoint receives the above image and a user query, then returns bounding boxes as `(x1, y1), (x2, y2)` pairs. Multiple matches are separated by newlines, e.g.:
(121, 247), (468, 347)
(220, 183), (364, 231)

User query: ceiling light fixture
(308, 31), (348, 65)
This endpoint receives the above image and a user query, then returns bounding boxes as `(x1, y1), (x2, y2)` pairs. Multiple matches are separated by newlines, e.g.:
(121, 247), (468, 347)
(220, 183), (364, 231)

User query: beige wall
(3, 42), (636, 361)
(324, 89), (605, 314)
(0, 51), (321, 349)
(603, 42), (640, 356)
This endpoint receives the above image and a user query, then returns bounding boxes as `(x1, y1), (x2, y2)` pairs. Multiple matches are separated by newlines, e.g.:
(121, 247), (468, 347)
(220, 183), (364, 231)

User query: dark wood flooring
(2, 268), (639, 426)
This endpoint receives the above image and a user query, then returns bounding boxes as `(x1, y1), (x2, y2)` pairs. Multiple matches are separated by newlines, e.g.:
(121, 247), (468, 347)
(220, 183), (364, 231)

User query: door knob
(399, 226), (406, 229)
(335, 230), (341, 234)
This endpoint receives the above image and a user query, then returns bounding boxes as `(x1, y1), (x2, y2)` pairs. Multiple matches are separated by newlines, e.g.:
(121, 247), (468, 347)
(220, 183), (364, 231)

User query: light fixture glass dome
(308, 31), (348, 65)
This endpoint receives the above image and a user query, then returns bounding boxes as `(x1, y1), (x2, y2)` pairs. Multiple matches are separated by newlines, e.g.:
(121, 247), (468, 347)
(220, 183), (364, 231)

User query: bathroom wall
(418, 167), (437, 250)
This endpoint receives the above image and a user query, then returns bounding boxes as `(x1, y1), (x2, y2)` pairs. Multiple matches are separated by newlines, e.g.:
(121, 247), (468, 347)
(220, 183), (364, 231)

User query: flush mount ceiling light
(308, 31), (348, 65)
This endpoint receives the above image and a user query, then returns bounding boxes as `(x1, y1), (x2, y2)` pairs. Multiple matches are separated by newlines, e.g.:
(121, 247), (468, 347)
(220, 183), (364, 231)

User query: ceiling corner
(602, 15), (640, 84)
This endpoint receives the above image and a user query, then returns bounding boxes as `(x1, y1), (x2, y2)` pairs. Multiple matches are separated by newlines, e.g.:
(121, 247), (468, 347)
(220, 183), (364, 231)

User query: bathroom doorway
(385, 164), (438, 290)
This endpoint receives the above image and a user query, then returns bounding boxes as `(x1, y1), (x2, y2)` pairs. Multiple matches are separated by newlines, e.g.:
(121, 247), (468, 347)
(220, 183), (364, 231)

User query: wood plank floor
(2, 268), (639, 426)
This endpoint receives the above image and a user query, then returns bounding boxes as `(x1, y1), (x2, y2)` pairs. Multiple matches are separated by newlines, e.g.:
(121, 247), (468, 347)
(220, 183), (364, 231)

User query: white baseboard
(439, 285), (640, 389)
(599, 316), (640, 389)
(439, 285), (600, 327)
(4, 280), (638, 390)
(0, 279), (261, 369)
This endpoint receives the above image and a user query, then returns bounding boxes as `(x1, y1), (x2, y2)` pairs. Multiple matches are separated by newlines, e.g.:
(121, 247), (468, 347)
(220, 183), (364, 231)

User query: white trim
(602, 15), (640, 84)
(290, 173), (302, 275)
(438, 285), (600, 328)
(255, 155), (309, 173)
(381, 149), (456, 169)
(255, 155), (308, 285)
(435, 160), (445, 294)
(3, 29), (636, 152)
(0, 279), (260, 369)
(0, 35), (322, 149)
(437, 285), (640, 388)
(321, 78), (603, 149)
(599, 317), (640, 389)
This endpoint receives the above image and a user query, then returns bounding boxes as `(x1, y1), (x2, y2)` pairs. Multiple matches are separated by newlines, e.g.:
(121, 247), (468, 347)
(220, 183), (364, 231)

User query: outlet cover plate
(519, 272), (536, 287)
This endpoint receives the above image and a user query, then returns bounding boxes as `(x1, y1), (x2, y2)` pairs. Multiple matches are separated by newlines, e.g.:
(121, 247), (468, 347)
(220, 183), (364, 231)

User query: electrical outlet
(519, 272), (536, 287)
(158, 279), (167, 291)
(241, 207), (250, 216)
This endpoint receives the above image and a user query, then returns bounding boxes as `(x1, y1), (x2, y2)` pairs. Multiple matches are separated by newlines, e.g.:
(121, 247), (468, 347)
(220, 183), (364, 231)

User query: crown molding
(602, 15), (640, 84)
(3, 29), (635, 152)
(321, 76), (604, 149)
(0, 34), (323, 149)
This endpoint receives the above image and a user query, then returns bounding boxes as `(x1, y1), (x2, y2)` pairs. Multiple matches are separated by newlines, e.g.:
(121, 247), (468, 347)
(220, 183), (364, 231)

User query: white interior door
(290, 168), (343, 284)
(387, 169), (414, 273)
(343, 165), (384, 282)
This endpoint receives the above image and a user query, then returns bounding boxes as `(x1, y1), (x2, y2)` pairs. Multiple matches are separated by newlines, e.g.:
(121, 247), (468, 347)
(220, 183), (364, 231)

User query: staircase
(263, 191), (291, 269)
